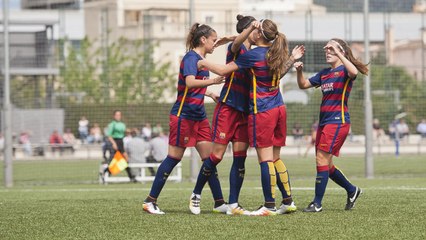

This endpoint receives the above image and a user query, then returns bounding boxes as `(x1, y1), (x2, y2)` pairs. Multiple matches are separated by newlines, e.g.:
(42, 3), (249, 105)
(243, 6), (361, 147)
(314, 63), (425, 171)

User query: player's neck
(193, 47), (206, 58)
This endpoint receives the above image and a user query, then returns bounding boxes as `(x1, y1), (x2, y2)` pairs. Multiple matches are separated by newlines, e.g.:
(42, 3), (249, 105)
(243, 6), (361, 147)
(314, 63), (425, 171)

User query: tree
(59, 37), (175, 104)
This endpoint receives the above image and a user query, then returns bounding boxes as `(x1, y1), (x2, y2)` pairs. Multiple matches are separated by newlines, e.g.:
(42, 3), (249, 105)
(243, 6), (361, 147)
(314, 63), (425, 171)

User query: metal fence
(1, 0), (426, 186)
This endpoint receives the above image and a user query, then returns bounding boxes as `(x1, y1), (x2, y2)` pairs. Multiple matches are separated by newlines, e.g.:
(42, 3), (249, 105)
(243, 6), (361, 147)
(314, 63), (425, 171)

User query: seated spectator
(152, 123), (164, 136)
(19, 131), (32, 156)
(417, 119), (426, 138)
(125, 129), (151, 176)
(78, 116), (89, 144)
(373, 118), (385, 143)
(292, 123), (304, 143)
(87, 123), (103, 144)
(141, 123), (152, 141)
(49, 130), (64, 154)
(148, 132), (168, 164)
(396, 119), (410, 140)
(62, 128), (76, 153)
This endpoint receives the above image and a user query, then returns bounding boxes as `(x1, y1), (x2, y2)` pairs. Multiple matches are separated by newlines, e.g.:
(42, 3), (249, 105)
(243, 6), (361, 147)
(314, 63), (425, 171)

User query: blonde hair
(260, 19), (289, 77)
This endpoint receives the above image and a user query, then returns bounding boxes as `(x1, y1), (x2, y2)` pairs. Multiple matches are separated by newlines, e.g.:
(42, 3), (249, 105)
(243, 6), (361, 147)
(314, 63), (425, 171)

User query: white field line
(1, 186), (426, 193)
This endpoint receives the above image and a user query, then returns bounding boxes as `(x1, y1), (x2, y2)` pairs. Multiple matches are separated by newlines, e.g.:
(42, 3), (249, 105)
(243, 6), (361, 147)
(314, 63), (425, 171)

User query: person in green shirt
(105, 110), (136, 182)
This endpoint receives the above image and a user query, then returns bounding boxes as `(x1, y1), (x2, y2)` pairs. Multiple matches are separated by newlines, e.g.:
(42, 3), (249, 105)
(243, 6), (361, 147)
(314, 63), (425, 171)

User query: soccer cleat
(345, 187), (362, 210)
(189, 193), (201, 215)
(226, 203), (250, 216)
(277, 201), (297, 214)
(212, 203), (228, 214)
(303, 202), (322, 212)
(143, 202), (165, 215)
(250, 205), (277, 216)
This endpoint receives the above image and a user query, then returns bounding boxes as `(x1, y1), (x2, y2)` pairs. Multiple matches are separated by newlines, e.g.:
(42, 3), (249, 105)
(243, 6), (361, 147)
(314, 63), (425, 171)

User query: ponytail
(185, 23), (216, 51)
(236, 14), (256, 33)
(331, 38), (369, 75)
(261, 19), (289, 77)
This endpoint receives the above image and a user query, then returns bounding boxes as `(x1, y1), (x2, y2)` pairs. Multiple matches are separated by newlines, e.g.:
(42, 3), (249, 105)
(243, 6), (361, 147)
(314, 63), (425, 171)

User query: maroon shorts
(211, 103), (249, 145)
(168, 115), (211, 148)
(316, 123), (350, 157)
(248, 105), (287, 148)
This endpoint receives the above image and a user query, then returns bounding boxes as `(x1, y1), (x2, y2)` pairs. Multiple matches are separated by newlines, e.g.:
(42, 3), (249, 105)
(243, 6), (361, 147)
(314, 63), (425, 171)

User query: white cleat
(143, 202), (165, 215)
(226, 203), (251, 216)
(250, 205), (277, 216)
(213, 203), (228, 214)
(277, 201), (297, 214)
(189, 193), (201, 215)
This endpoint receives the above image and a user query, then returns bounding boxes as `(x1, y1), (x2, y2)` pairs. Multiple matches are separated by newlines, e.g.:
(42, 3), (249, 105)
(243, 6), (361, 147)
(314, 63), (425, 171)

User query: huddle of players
(142, 14), (368, 215)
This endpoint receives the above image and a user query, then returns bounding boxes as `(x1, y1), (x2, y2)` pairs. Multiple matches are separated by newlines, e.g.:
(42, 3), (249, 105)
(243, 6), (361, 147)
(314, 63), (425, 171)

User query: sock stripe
(317, 165), (329, 172)
(233, 151), (247, 157)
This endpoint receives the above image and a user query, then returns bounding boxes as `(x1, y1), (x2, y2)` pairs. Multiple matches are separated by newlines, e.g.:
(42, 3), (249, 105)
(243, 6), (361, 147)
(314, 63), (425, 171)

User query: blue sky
(0, 0), (21, 9)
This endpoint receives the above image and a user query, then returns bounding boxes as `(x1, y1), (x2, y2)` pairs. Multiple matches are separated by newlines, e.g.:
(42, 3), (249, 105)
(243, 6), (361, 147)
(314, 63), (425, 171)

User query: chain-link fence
(1, 0), (426, 185)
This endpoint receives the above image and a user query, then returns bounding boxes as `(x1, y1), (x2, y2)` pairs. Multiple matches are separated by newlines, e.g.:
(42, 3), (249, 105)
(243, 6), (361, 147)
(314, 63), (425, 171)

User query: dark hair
(236, 14), (256, 33)
(261, 19), (289, 77)
(331, 38), (369, 75)
(113, 110), (121, 115)
(186, 23), (216, 51)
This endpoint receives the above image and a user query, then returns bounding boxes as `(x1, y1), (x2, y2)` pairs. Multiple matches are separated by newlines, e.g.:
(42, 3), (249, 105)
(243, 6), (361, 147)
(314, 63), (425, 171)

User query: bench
(101, 162), (182, 183)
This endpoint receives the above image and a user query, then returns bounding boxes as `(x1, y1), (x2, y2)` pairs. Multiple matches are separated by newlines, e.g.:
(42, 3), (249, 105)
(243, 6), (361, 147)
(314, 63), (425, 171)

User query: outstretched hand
(294, 61), (304, 71)
(214, 36), (236, 48)
(291, 45), (305, 60)
(212, 76), (226, 85)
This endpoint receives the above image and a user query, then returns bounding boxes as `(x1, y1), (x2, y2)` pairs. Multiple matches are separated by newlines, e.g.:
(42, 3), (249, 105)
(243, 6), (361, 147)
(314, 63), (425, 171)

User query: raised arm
(327, 40), (358, 79)
(186, 75), (225, 89)
(280, 45), (305, 78)
(231, 21), (259, 53)
(198, 60), (239, 76)
(294, 62), (312, 89)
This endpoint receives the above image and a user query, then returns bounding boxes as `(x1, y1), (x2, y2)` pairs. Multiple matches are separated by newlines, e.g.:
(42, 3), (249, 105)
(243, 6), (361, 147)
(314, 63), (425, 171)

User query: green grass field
(1, 154), (426, 239)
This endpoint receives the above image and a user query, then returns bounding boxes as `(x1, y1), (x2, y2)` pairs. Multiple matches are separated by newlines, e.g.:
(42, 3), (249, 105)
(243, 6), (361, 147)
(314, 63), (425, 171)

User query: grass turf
(1, 154), (426, 239)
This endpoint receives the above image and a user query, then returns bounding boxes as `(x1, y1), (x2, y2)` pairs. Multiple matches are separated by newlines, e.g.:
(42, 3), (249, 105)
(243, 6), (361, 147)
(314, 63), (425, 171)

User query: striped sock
(193, 156), (216, 195)
(147, 155), (180, 200)
(313, 165), (329, 206)
(228, 151), (247, 204)
(329, 165), (356, 194)
(208, 167), (225, 206)
(260, 161), (276, 207)
(274, 158), (292, 201)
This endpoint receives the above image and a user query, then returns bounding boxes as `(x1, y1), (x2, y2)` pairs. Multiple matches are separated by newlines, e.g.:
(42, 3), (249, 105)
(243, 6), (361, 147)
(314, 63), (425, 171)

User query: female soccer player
(142, 23), (225, 214)
(190, 14), (255, 216)
(294, 38), (368, 212)
(199, 19), (305, 216)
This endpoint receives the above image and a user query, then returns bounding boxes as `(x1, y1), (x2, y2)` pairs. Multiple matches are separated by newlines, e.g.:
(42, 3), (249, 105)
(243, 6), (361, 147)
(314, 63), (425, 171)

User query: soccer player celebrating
(142, 23), (225, 214)
(199, 19), (305, 216)
(190, 14), (255, 215)
(294, 38), (368, 212)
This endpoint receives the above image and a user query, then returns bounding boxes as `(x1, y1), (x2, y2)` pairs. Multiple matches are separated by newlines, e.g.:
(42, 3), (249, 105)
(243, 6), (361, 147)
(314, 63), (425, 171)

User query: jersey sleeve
(308, 71), (322, 87)
(234, 50), (256, 70)
(182, 55), (199, 79)
(343, 67), (357, 81)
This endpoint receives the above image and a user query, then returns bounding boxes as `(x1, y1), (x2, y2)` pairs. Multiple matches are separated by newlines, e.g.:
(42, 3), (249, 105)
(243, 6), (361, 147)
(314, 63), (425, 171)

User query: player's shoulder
(183, 50), (202, 60)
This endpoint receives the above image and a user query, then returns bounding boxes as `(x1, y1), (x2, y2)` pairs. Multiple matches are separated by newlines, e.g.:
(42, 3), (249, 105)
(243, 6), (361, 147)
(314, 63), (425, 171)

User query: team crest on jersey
(184, 137), (189, 144)
(219, 132), (226, 139)
(321, 82), (334, 92)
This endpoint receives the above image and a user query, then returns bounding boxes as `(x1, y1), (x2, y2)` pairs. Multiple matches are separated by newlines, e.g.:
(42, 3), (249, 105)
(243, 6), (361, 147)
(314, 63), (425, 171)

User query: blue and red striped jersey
(170, 50), (209, 121)
(234, 47), (284, 114)
(308, 65), (356, 126)
(218, 43), (250, 113)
